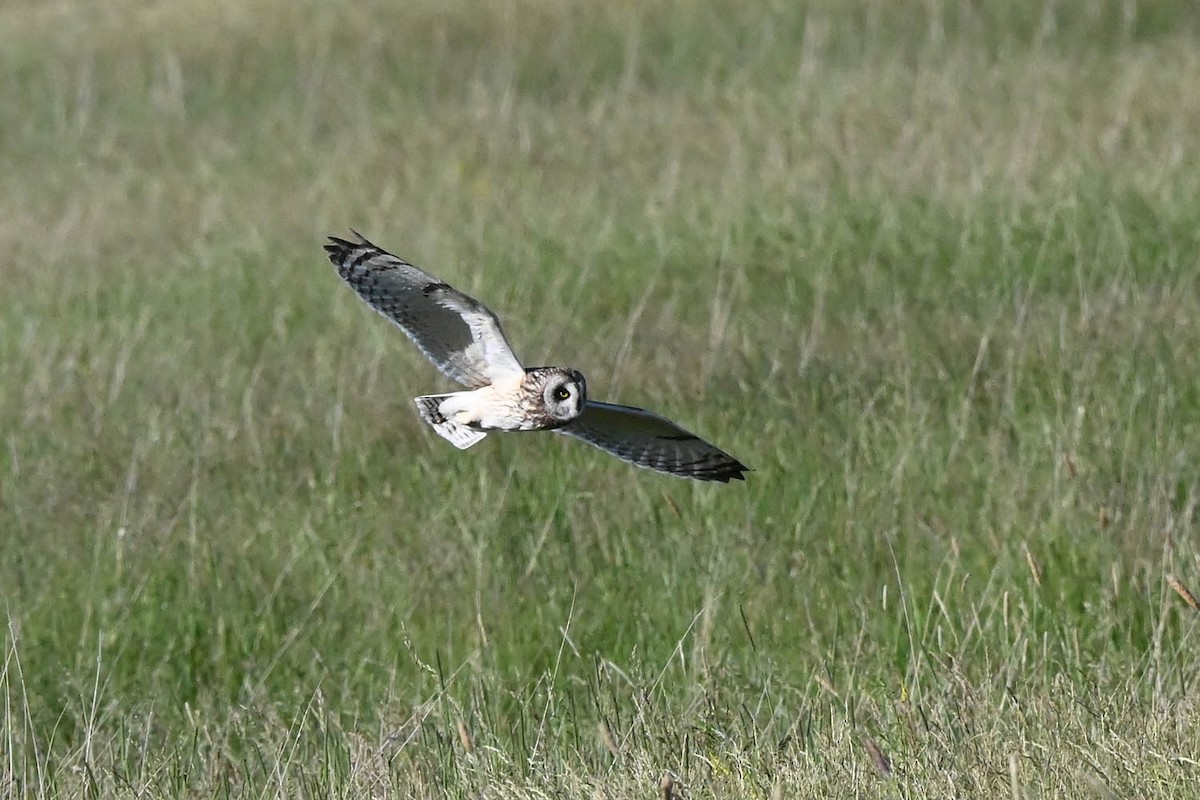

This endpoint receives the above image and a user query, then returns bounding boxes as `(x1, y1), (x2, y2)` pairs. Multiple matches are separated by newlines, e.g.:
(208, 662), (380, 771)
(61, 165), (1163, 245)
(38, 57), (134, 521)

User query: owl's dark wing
(325, 232), (525, 388)
(556, 401), (748, 483)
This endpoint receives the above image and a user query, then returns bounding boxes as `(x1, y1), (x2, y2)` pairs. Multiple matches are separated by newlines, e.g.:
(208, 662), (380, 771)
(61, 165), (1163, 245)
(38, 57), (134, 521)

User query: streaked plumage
(325, 231), (747, 483)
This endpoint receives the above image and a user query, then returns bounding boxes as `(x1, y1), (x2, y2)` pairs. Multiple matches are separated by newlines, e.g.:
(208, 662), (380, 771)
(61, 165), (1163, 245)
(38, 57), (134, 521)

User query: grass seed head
(1167, 575), (1200, 610)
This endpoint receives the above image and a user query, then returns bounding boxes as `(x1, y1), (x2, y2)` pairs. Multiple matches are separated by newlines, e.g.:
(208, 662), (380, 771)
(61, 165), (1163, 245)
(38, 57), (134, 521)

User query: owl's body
(414, 367), (586, 448)
(325, 232), (747, 483)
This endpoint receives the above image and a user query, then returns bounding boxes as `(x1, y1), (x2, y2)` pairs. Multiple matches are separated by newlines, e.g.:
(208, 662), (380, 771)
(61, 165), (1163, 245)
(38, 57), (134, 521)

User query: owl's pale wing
(557, 401), (748, 483)
(325, 232), (525, 388)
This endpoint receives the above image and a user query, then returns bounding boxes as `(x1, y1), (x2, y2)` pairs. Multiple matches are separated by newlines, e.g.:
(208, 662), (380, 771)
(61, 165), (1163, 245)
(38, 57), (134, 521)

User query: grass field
(4, 0), (1200, 796)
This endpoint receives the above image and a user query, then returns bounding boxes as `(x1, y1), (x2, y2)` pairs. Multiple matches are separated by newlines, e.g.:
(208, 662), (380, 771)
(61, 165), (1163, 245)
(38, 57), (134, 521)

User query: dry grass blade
(863, 736), (893, 778)
(1167, 575), (1200, 610)
(1009, 753), (1023, 800)
(456, 718), (474, 753)
(1024, 544), (1043, 587)
(1082, 772), (1121, 799)
(814, 673), (840, 700)
(599, 721), (620, 760)
(661, 491), (682, 518)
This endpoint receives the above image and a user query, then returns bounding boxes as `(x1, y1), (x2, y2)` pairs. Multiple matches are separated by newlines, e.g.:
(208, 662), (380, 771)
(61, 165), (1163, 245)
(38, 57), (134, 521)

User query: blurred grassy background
(3, 0), (1200, 796)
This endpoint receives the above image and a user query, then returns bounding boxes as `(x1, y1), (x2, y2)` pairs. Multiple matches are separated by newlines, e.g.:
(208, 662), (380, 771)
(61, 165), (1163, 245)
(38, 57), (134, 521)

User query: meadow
(3, 0), (1200, 796)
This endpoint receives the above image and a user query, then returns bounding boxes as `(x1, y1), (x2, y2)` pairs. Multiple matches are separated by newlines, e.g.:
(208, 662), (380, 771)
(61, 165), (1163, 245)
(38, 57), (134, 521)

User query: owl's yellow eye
(555, 387), (571, 401)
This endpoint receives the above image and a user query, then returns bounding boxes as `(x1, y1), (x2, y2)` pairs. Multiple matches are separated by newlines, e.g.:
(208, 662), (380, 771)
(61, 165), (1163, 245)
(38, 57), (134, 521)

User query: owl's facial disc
(543, 370), (586, 421)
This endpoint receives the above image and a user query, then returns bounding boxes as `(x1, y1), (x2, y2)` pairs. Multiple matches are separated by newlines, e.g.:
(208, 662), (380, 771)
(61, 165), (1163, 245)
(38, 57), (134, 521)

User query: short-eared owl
(325, 232), (747, 483)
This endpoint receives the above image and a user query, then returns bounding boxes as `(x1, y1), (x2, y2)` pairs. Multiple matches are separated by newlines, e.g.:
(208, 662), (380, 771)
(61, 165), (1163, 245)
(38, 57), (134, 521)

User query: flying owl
(324, 231), (748, 483)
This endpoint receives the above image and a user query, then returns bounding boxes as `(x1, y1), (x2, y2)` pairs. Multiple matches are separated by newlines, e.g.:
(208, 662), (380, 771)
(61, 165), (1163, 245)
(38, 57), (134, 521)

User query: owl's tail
(414, 394), (488, 450)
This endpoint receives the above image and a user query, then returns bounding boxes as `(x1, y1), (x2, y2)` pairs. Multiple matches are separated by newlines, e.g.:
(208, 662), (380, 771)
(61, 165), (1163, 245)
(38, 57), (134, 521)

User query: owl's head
(532, 367), (587, 422)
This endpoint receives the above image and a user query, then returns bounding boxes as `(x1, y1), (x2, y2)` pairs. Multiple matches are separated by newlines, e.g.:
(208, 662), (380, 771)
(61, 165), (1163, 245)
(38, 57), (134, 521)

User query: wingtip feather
(324, 229), (376, 263)
(699, 460), (750, 483)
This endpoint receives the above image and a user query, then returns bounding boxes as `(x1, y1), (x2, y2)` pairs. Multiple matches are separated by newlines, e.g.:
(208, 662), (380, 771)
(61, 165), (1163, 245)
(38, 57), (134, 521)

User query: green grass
(4, 0), (1200, 796)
